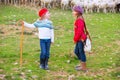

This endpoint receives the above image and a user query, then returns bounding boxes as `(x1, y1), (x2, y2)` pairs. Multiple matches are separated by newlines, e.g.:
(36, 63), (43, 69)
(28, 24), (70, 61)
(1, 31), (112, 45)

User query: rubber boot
(76, 62), (87, 71)
(44, 58), (49, 70)
(40, 58), (45, 69)
(81, 62), (87, 71)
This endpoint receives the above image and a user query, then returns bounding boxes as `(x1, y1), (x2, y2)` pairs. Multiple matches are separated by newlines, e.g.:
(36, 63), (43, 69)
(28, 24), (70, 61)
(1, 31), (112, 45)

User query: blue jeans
(74, 41), (86, 62)
(40, 39), (51, 59)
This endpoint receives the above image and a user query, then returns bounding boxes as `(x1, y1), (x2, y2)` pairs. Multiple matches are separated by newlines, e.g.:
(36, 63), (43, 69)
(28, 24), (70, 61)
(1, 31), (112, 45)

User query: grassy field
(0, 5), (120, 80)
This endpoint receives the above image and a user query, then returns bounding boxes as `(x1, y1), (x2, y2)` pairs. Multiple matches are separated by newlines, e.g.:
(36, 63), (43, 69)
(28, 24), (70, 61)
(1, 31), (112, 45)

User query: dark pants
(40, 39), (51, 59)
(74, 41), (86, 62)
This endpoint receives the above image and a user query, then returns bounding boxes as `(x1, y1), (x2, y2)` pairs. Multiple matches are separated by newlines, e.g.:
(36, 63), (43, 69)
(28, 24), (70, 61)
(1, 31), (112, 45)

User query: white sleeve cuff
(51, 29), (54, 43)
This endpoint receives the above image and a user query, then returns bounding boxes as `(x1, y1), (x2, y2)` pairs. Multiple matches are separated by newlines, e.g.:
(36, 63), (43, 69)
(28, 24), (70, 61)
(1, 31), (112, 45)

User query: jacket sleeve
(74, 20), (84, 42)
(51, 29), (54, 43)
(24, 21), (36, 28)
(33, 21), (51, 28)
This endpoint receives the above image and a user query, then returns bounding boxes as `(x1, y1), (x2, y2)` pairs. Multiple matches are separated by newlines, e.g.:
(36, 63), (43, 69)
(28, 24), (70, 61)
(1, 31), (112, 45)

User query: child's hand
(81, 39), (84, 42)
(51, 42), (54, 44)
(20, 20), (24, 25)
(74, 41), (77, 44)
(16, 20), (24, 26)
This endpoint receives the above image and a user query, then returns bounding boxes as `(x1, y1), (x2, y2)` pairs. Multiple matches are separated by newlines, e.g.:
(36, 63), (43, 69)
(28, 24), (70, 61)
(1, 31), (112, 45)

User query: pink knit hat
(73, 5), (84, 14)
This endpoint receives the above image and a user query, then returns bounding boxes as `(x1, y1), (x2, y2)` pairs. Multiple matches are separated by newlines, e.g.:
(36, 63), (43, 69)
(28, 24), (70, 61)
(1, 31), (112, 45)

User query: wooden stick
(20, 22), (24, 67)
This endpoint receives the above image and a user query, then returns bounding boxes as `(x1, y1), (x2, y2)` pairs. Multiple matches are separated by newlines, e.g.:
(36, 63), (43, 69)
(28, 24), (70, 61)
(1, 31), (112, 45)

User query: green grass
(0, 5), (120, 80)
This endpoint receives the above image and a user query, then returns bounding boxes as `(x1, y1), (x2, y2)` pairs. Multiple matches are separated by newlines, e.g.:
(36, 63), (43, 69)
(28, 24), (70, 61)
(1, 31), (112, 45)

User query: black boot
(44, 58), (49, 70)
(40, 58), (45, 69)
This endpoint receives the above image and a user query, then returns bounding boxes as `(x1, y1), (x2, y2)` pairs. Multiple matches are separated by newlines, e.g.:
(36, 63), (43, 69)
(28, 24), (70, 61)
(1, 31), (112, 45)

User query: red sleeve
(74, 19), (86, 42)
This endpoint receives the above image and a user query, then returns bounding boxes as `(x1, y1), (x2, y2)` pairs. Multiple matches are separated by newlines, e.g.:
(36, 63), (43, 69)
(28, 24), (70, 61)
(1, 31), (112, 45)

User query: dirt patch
(115, 40), (120, 46)
(48, 70), (69, 80)
(50, 70), (68, 77)
(0, 24), (37, 37)
(0, 74), (6, 80)
(76, 67), (117, 79)
(0, 69), (4, 73)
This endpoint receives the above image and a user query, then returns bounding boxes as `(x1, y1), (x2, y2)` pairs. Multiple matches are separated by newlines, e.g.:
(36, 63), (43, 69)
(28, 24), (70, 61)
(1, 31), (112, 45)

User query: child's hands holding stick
(16, 20), (24, 26)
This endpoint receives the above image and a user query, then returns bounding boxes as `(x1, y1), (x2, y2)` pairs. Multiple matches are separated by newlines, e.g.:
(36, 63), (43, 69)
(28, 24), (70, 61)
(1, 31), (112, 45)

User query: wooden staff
(20, 22), (24, 67)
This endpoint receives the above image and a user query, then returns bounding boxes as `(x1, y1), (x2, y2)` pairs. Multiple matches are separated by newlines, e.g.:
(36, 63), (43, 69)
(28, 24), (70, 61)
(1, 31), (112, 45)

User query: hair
(76, 12), (84, 20)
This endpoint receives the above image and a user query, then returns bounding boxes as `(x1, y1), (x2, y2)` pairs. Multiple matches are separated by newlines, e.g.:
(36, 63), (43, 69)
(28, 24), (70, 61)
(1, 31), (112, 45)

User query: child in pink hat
(22, 8), (54, 70)
(72, 5), (88, 71)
